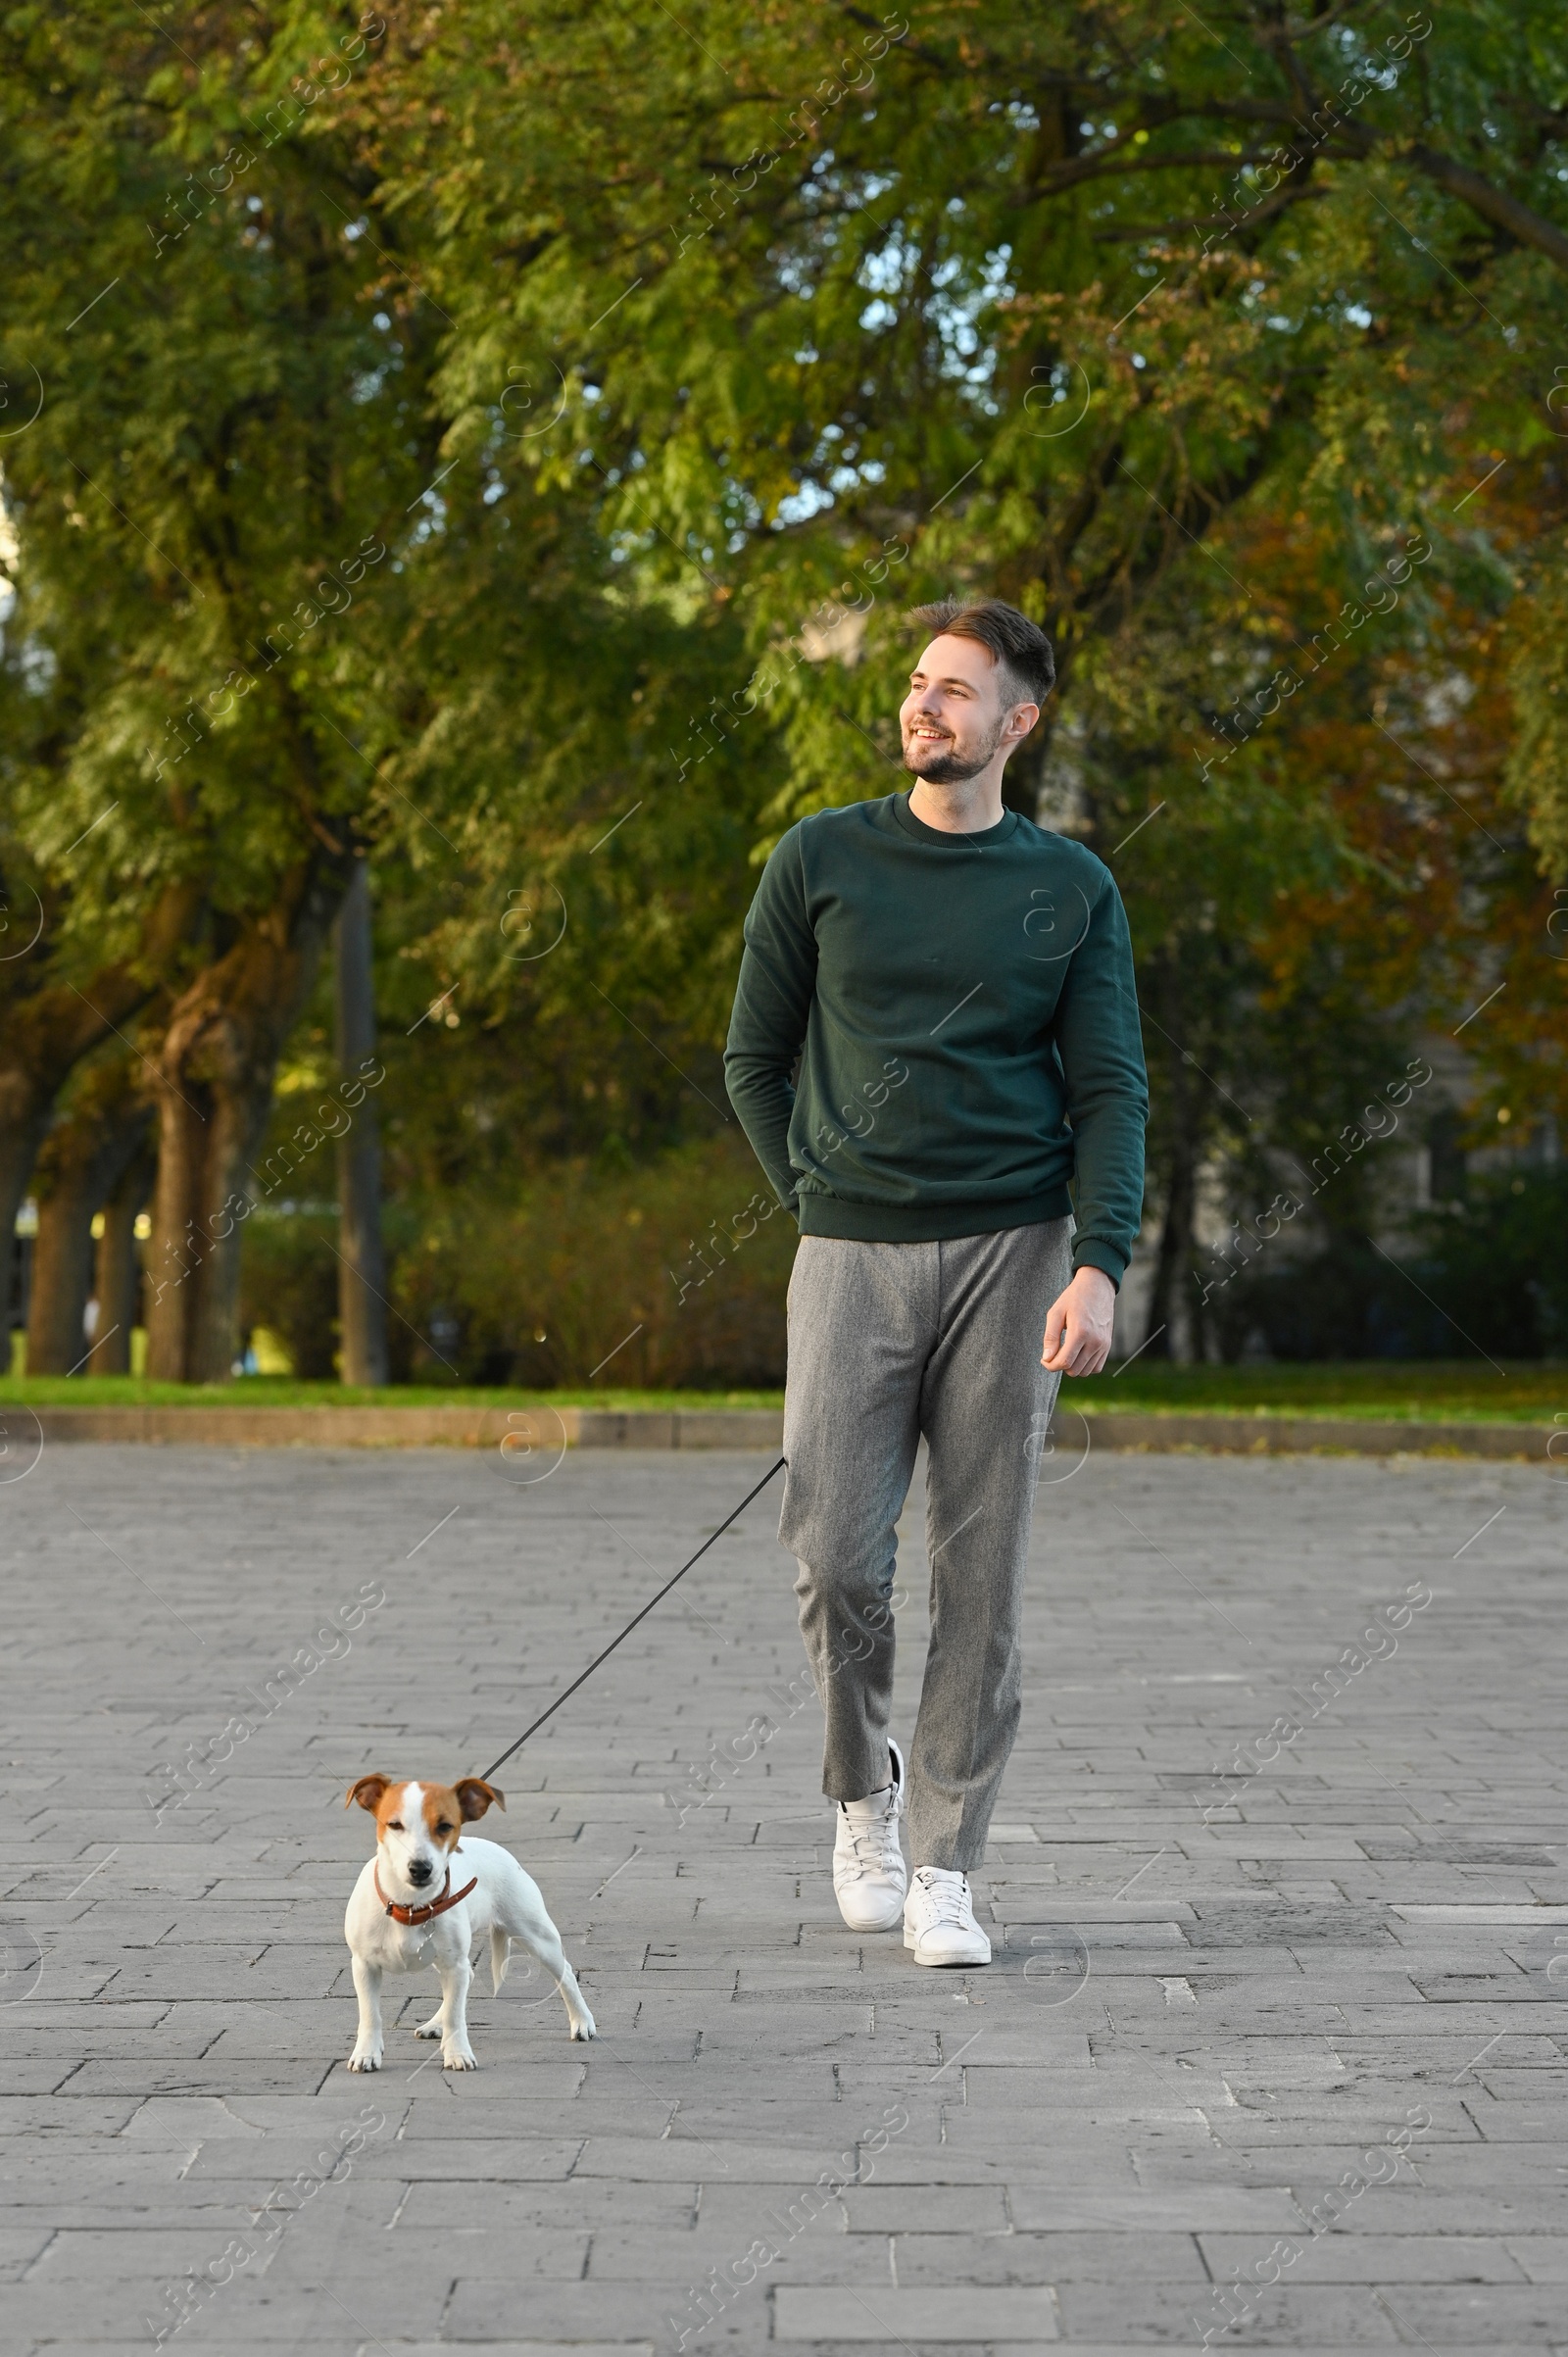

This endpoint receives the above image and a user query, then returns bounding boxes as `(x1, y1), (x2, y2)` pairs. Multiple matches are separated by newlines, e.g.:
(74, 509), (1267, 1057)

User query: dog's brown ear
(347, 1774), (392, 1813)
(455, 1777), (503, 1820)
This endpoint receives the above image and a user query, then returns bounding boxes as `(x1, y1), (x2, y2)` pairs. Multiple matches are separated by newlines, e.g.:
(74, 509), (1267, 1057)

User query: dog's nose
(408, 1859), (434, 1886)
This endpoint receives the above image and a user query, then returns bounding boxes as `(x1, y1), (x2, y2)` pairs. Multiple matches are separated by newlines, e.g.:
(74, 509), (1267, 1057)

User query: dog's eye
(435, 1821), (454, 1835)
(387, 1820), (404, 1832)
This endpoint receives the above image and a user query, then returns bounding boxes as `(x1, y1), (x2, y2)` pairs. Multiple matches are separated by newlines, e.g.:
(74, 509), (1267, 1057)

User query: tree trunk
(1146, 1138), (1198, 1363)
(145, 1082), (208, 1380)
(1142, 957), (1203, 1363)
(333, 859), (389, 1386)
(0, 881), (200, 1252)
(25, 1056), (155, 1376)
(145, 860), (349, 1384)
(29, 1176), (101, 1376)
(89, 1137), (156, 1375)
(0, 1071), (56, 1286)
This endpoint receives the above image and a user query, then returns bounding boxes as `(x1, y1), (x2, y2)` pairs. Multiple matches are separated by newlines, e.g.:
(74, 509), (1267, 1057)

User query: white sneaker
(833, 1740), (907, 1932)
(904, 1866), (991, 1967)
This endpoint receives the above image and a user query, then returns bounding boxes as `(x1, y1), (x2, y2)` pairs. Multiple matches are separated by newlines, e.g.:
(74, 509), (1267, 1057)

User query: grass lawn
(0, 1361), (1561, 1422)
(0, 1376), (785, 1411)
(1072, 1359), (1563, 1424)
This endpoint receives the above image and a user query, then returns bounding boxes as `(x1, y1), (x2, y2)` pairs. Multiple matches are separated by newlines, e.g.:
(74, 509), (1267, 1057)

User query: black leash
(480, 1454), (787, 1782)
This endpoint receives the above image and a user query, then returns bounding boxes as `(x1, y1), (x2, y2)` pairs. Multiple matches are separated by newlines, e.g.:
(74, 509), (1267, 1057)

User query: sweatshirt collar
(889, 792), (1019, 851)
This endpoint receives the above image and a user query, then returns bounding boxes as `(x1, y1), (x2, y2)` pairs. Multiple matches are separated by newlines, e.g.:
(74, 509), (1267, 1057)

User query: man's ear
(454, 1778), (504, 1821)
(346, 1774), (392, 1813)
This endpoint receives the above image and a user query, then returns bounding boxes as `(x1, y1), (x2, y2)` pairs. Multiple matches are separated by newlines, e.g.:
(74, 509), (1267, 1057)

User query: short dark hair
(908, 598), (1055, 712)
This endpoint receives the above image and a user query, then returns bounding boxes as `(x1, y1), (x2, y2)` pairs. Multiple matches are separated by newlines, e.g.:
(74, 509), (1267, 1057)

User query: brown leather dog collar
(374, 1861), (477, 1926)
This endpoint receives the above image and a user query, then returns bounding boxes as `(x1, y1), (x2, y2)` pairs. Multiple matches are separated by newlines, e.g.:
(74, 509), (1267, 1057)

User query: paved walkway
(2, 1440), (1564, 2355)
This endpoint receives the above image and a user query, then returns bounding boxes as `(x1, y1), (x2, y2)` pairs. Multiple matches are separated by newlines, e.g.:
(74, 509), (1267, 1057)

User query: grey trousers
(779, 1219), (1071, 1873)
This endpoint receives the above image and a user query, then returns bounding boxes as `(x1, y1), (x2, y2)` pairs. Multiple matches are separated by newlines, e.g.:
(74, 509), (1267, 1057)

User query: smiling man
(725, 597), (1148, 1966)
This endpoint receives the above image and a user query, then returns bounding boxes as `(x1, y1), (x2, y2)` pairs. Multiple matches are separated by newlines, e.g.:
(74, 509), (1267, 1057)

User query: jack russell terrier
(343, 1773), (596, 2071)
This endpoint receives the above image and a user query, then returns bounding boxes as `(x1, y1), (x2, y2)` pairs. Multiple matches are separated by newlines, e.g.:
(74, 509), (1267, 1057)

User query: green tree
(0, 3), (440, 1373)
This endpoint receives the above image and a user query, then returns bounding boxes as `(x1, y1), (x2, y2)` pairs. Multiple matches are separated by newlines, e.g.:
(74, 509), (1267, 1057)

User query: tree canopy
(2, 0), (1562, 1374)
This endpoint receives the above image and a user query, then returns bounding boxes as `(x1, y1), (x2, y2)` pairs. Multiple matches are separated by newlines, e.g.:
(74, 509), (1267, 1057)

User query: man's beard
(901, 713), (1005, 784)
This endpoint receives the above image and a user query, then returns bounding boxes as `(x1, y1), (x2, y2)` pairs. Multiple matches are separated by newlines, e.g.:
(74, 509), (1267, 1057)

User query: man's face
(900, 633), (1034, 784)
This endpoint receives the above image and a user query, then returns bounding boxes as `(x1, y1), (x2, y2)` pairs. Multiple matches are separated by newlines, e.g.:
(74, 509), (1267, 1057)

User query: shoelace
(841, 1806), (903, 1879)
(913, 1871), (971, 1926)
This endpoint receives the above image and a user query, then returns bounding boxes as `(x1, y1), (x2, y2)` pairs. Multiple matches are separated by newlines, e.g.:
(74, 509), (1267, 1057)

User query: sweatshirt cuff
(1072, 1241), (1126, 1290)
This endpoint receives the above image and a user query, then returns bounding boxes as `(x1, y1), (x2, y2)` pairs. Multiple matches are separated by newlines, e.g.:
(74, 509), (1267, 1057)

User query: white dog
(342, 1773), (596, 2071)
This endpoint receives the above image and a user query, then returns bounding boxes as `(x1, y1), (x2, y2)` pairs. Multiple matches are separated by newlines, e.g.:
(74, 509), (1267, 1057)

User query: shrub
(237, 1206), (341, 1377)
(391, 1136), (796, 1387)
(1400, 1166), (1568, 1357)
(1219, 1167), (1568, 1359)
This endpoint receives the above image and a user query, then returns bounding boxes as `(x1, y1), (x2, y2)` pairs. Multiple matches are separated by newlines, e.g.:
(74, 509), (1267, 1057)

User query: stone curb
(9, 1402), (1558, 1458)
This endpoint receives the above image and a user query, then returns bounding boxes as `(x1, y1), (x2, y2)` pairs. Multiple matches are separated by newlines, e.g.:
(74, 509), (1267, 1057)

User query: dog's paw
(347, 2047), (383, 2073)
(413, 2017), (444, 2039)
(441, 2046), (478, 2072)
(569, 2011), (597, 2041)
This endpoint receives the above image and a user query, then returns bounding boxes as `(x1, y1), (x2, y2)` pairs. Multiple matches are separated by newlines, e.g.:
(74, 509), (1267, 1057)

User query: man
(724, 598), (1147, 1966)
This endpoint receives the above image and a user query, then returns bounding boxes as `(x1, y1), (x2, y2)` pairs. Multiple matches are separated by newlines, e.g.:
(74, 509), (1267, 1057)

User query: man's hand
(1041, 1266), (1116, 1377)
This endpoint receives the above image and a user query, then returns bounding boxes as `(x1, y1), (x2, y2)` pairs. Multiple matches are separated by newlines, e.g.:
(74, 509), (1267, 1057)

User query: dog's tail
(491, 1929), (512, 1994)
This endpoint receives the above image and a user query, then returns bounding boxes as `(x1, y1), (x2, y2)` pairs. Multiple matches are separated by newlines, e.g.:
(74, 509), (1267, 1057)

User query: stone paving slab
(0, 1444), (1564, 2352)
(775, 2285), (1060, 2337)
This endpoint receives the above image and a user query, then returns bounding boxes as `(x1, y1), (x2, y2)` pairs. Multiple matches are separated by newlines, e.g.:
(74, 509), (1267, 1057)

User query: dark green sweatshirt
(723, 793), (1148, 1284)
